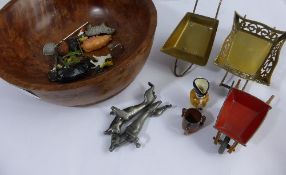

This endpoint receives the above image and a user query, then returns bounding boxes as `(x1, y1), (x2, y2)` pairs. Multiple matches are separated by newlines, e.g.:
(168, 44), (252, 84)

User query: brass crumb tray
(215, 12), (286, 86)
(161, 13), (219, 66)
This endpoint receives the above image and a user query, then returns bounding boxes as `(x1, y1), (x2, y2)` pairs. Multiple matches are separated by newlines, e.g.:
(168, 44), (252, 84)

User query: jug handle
(182, 108), (187, 118)
(200, 115), (206, 126)
(192, 0), (223, 19)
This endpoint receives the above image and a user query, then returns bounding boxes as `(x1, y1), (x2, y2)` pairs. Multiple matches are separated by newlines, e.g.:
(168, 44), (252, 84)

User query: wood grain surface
(0, 0), (157, 106)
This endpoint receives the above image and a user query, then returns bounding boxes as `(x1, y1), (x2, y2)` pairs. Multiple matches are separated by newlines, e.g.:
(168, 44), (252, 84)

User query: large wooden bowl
(0, 0), (157, 106)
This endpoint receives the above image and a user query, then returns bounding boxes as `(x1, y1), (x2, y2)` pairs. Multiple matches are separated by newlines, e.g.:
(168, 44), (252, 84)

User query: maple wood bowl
(0, 0), (157, 106)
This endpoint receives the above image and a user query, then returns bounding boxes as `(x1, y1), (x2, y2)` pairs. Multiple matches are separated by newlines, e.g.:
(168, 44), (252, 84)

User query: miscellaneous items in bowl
(105, 82), (172, 152)
(48, 51), (114, 83)
(57, 41), (70, 56)
(81, 35), (112, 52)
(108, 42), (124, 58)
(181, 108), (206, 135)
(62, 56), (81, 67)
(43, 43), (57, 56)
(61, 22), (89, 42)
(85, 23), (116, 37)
(190, 78), (210, 109)
(66, 37), (81, 52)
(43, 22), (121, 83)
(48, 58), (93, 83)
(79, 35), (88, 42)
(78, 28), (88, 42)
(90, 54), (113, 73)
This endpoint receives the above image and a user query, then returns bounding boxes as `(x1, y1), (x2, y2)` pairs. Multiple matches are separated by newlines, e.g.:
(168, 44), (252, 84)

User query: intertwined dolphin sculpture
(109, 102), (172, 152)
(104, 82), (156, 135)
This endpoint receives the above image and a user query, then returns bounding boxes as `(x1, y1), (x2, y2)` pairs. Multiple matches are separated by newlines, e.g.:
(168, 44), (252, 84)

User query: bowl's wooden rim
(0, 0), (157, 91)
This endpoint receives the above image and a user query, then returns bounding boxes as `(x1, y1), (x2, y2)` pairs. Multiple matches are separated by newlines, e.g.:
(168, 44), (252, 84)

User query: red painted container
(215, 88), (272, 146)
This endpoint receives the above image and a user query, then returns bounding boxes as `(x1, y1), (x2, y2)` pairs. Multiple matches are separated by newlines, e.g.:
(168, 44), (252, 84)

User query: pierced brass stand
(215, 12), (286, 86)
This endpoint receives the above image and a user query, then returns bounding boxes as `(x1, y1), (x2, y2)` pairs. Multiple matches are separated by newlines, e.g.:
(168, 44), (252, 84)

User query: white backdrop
(0, 0), (286, 175)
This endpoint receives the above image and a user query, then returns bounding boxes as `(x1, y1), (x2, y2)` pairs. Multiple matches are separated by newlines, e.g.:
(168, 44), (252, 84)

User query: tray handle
(215, 0), (223, 19)
(192, 0), (223, 19)
(220, 72), (250, 91)
(192, 0), (199, 13)
(173, 59), (194, 77)
(266, 95), (275, 105)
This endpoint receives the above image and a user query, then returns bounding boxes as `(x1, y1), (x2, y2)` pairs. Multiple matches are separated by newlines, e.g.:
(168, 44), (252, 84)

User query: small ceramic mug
(182, 108), (206, 135)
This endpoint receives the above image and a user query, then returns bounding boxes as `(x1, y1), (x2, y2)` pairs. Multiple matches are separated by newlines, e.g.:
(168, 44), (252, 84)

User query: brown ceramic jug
(182, 108), (206, 135)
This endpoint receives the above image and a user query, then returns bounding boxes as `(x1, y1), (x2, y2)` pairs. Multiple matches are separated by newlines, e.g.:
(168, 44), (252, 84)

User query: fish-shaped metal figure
(109, 102), (172, 152)
(85, 23), (116, 37)
(104, 82), (156, 135)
